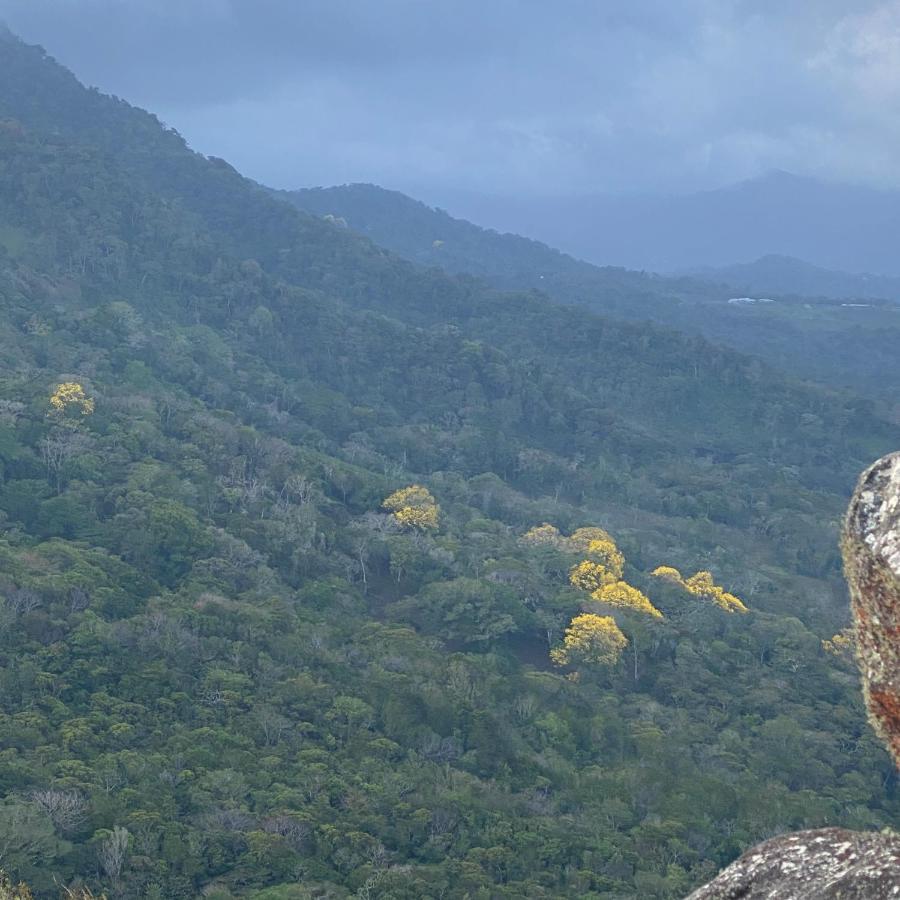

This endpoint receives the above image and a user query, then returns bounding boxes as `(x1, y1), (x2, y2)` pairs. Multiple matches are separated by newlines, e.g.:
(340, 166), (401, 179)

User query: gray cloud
(2, 0), (899, 197)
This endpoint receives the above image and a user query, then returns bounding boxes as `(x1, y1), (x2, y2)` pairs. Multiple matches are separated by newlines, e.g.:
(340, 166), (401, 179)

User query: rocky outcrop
(687, 828), (900, 899)
(843, 451), (900, 767)
(687, 452), (900, 899)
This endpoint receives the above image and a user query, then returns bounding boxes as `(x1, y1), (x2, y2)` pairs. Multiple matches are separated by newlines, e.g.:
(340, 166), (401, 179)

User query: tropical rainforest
(284, 183), (900, 407)
(0, 29), (898, 899)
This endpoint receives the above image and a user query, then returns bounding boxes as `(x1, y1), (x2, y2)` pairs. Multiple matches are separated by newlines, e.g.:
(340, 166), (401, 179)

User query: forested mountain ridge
(404, 170), (900, 276)
(282, 183), (900, 404)
(688, 254), (900, 305)
(0, 31), (899, 899)
(276, 183), (715, 318)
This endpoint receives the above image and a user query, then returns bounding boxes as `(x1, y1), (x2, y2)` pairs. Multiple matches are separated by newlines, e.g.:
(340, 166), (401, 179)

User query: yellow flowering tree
(822, 626), (855, 663)
(520, 523), (564, 547)
(520, 524), (621, 564)
(569, 559), (616, 592)
(592, 581), (663, 619)
(382, 485), (439, 530)
(567, 526), (614, 552)
(651, 566), (747, 613)
(527, 523), (665, 674)
(550, 614), (627, 668)
(585, 538), (625, 580)
(649, 565), (682, 583)
(49, 382), (94, 417)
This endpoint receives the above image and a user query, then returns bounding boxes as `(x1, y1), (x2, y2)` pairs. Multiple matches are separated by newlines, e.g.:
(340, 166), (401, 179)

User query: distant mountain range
(284, 183), (900, 305)
(280, 182), (900, 401)
(689, 255), (900, 304)
(413, 171), (900, 277)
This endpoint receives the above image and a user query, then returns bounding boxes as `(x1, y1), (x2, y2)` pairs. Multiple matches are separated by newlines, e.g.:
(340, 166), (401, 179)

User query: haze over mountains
(421, 171), (900, 278)
(285, 181), (900, 304)
(2, 25), (900, 900)
(283, 182), (900, 403)
(691, 254), (900, 306)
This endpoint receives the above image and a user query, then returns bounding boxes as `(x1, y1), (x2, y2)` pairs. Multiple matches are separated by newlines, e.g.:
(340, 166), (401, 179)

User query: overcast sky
(3, 0), (900, 200)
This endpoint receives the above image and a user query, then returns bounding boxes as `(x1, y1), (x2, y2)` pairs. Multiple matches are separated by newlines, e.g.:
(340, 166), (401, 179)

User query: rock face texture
(686, 828), (900, 899)
(844, 451), (900, 768)
(687, 452), (900, 899)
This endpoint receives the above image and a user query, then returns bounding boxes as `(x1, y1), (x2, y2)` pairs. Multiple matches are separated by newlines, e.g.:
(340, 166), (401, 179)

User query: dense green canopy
(0, 31), (897, 899)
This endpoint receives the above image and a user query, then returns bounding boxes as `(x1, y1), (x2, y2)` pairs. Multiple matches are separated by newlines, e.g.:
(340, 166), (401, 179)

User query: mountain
(415, 171), (900, 276)
(281, 183), (900, 404)
(690, 254), (900, 304)
(1, 31), (899, 899)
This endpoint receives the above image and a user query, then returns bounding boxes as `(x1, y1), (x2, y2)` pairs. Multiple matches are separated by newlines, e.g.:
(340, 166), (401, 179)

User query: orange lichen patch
(869, 688), (900, 755)
(842, 451), (900, 769)
(869, 688), (900, 722)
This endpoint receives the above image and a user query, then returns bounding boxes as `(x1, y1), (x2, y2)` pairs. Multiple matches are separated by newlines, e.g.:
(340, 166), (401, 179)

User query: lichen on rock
(687, 452), (900, 899)
(843, 451), (900, 767)
(686, 828), (900, 899)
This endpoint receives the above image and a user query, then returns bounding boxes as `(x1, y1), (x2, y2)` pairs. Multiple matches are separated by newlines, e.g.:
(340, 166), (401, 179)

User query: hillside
(0, 32), (899, 899)
(416, 171), (900, 276)
(689, 254), (900, 305)
(282, 183), (900, 404)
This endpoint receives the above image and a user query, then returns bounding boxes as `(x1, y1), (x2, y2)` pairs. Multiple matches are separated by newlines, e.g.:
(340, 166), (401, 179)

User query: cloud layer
(3, 0), (899, 197)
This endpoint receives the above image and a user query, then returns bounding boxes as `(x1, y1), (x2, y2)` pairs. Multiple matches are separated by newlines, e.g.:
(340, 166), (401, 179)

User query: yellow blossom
(550, 613), (627, 667)
(393, 504), (439, 530)
(592, 581), (663, 619)
(651, 566), (747, 613)
(822, 626), (855, 662)
(382, 485), (434, 512)
(382, 484), (439, 530)
(651, 565), (684, 583)
(568, 526), (614, 552)
(569, 559), (617, 592)
(49, 382), (94, 416)
(520, 523), (564, 547)
(585, 539), (625, 579)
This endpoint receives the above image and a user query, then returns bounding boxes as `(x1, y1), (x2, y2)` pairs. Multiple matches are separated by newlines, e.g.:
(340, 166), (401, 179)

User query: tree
(520, 523), (564, 547)
(0, 800), (69, 892)
(567, 527), (615, 552)
(584, 538), (625, 579)
(144, 499), (211, 584)
(651, 566), (747, 613)
(29, 790), (88, 834)
(40, 429), (90, 494)
(550, 614), (627, 668)
(97, 826), (129, 888)
(592, 581), (663, 619)
(822, 626), (855, 664)
(48, 382), (94, 417)
(569, 559), (616, 592)
(407, 577), (521, 642)
(382, 485), (439, 531)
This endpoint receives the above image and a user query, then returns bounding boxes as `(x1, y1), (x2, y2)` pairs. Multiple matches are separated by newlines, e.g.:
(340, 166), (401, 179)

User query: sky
(3, 0), (900, 200)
